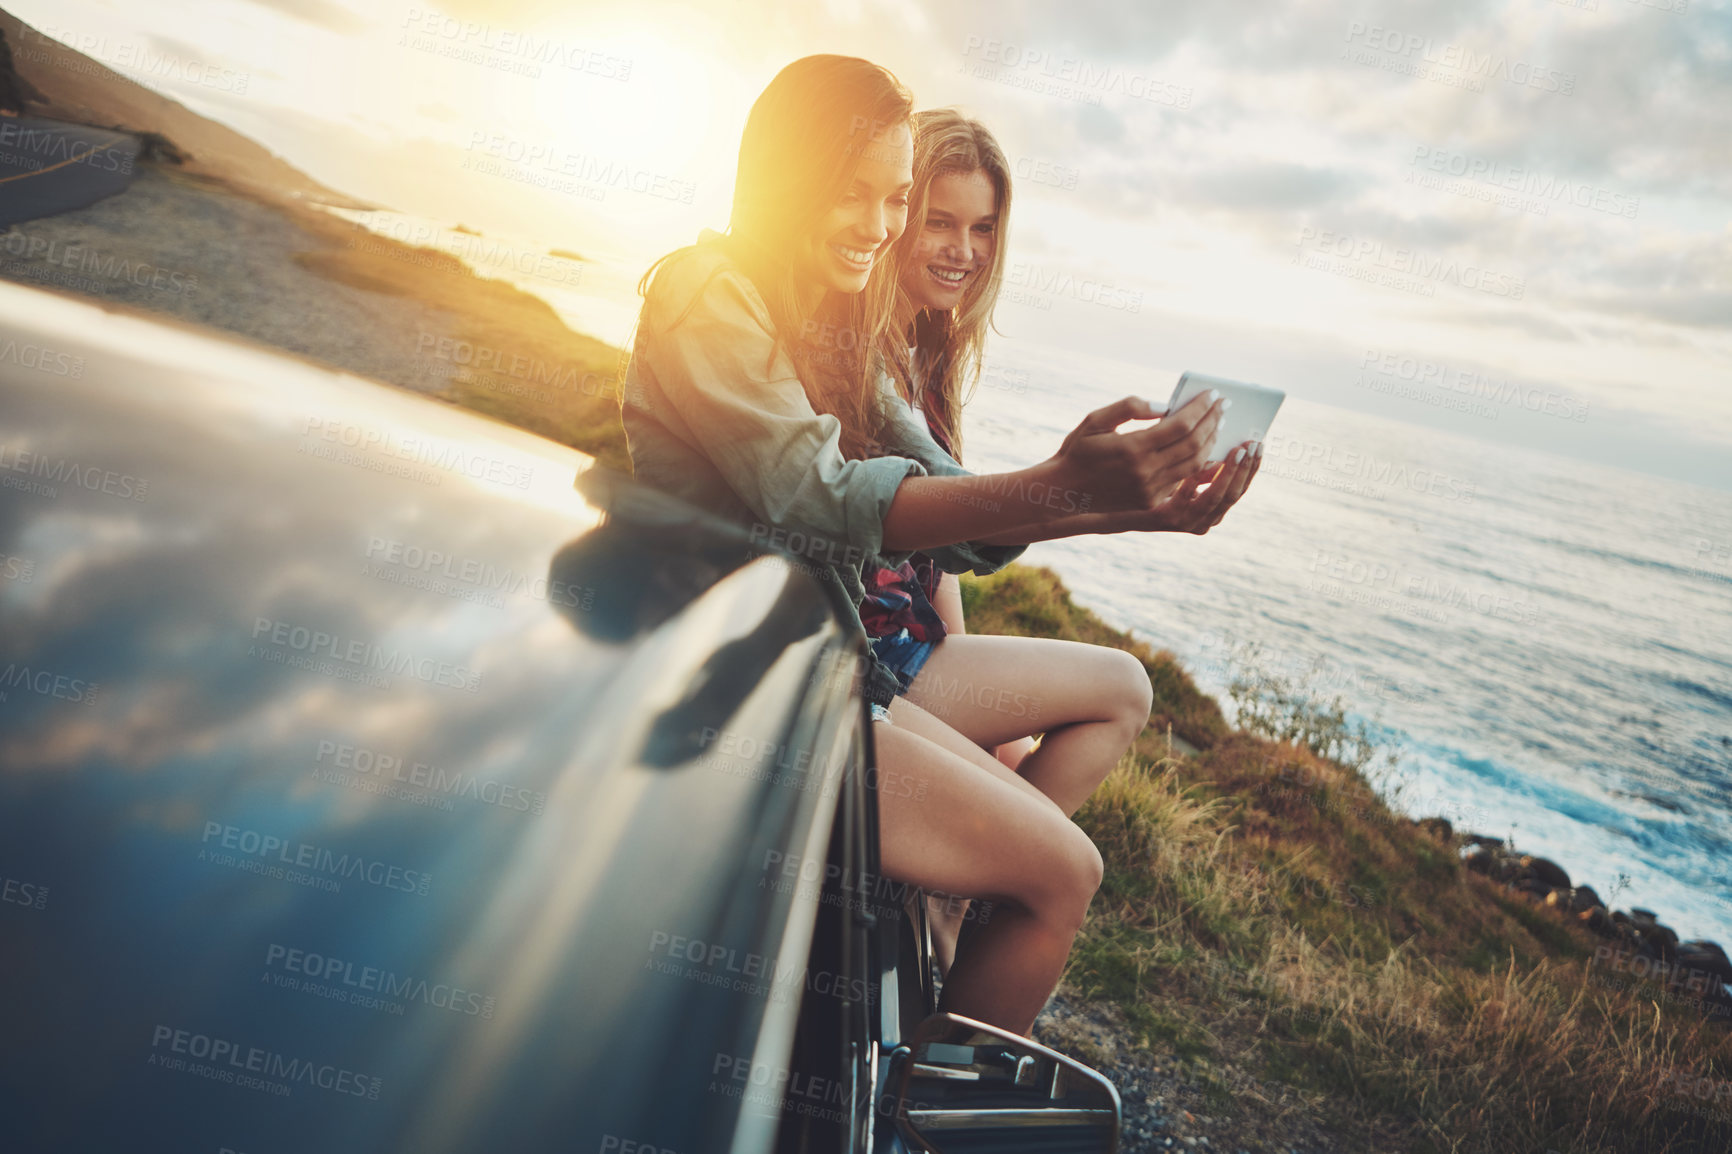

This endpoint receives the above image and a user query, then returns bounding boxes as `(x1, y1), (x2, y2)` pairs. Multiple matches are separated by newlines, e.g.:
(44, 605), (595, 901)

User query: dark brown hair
(639, 55), (914, 460)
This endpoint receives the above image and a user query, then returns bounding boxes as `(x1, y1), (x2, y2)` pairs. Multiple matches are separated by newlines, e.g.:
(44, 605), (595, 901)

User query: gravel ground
(0, 162), (463, 391)
(1034, 990), (1351, 1154)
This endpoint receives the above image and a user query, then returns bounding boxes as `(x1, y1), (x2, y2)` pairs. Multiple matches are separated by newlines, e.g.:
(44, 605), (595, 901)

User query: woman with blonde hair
(858, 109), (1034, 768)
(861, 110), (1265, 973)
(622, 57), (1253, 1036)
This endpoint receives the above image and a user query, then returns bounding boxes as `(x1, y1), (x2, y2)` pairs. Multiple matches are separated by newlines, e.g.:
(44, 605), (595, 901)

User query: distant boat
(0, 113), (140, 227)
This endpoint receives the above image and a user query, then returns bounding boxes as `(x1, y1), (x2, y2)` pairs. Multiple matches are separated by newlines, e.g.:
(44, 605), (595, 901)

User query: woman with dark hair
(622, 55), (1247, 1036)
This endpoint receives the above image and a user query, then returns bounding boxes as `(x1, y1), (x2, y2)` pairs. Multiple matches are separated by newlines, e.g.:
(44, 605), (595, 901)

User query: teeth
(929, 267), (967, 283)
(834, 245), (875, 264)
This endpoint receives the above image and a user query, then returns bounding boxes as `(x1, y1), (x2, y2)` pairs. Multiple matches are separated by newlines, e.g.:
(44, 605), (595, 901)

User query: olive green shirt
(621, 237), (1024, 703)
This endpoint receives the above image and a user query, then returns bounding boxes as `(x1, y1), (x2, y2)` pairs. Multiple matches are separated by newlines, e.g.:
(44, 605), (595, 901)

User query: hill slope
(0, 9), (628, 471)
(968, 564), (1732, 1154)
(0, 7), (362, 206)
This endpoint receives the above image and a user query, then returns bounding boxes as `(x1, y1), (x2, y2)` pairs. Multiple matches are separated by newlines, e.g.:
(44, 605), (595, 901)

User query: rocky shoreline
(1030, 825), (1732, 1154)
(1439, 820), (1732, 1023)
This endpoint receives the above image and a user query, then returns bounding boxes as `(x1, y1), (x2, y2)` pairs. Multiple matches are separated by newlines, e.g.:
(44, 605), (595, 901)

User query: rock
(1465, 847), (1495, 874)
(1631, 908), (1659, 925)
(1418, 816), (1454, 841)
(1605, 912), (1648, 952)
(1465, 833), (1507, 849)
(1578, 906), (1614, 936)
(1630, 924), (1672, 960)
(1569, 885), (1602, 914)
(1515, 877), (1552, 902)
(1679, 941), (1732, 985)
(1636, 921), (1680, 961)
(1551, 883), (1586, 914)
(1521, 855), (1571, 890)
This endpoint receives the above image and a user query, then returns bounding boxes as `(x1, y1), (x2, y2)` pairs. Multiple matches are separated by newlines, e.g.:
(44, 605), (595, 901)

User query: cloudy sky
(16, 0), (1732, 487)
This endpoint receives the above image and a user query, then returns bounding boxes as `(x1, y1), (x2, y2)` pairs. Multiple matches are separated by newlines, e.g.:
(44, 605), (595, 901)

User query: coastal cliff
(967, 562), (1732, 1154)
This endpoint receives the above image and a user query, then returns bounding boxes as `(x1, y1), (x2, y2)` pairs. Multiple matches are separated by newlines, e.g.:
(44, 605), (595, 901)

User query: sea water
(963, 339), (1732, 947)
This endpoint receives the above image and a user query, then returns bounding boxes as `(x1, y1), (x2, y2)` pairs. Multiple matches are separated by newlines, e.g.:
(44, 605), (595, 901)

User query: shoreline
(966, 561), (1730, 1153)
(1014, 539), (1732, 959)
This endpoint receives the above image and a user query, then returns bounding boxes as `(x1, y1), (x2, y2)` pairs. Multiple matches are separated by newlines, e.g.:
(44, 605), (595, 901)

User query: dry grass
(285, 205), (631, 473)
(966, 562), (1732, 1154)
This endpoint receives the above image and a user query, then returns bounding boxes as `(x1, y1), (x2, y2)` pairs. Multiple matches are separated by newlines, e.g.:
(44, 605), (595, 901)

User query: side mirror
(886, 1012), (1121, 1153)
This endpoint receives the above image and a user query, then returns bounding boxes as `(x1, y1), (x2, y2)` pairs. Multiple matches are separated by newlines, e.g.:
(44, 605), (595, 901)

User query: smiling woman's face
(795, 122), (914, 299)
(899, 167), (999, 313)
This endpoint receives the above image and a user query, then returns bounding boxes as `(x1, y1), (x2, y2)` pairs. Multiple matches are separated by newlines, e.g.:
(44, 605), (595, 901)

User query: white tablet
(1165, 371), (1285, 464)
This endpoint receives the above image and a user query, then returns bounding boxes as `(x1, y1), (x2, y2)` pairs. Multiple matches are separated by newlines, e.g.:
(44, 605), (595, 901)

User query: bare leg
(874, 697), (1103, 1037)
(908, 635), (1152, 818)
(895, 636), (1149, 976)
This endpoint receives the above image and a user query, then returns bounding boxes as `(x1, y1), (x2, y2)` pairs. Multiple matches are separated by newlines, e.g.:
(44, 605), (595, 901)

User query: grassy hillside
(1, 3), (630, 472)
(285, 204), (631, 473)
(965, 563), (1732, 1154)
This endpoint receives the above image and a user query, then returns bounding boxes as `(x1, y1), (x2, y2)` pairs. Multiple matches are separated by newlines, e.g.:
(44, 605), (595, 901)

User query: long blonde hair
(637, 56), (912, 461)
(884, 109), (1013, 461)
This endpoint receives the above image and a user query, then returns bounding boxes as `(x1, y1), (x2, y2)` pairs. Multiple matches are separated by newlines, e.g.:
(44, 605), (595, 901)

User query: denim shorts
(869, 629), (938, 696)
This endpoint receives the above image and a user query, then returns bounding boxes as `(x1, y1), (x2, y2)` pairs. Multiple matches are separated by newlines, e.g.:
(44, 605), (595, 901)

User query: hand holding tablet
(1104, 371), (1280, 532)
(1164, 371), (1285, 464)
(1118, 372), (1285, 464)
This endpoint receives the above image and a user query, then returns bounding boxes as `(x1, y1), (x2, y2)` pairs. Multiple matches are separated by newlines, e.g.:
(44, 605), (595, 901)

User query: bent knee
(1105, 649), (1153, 731)
(1029, 825), (1103, 931)
(1070, 829), (1104, 900)
(1064, 833), (1104, 928)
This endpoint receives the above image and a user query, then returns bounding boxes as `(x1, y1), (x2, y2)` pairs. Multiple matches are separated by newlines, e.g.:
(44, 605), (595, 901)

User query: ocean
(961, 337), (1732, 949)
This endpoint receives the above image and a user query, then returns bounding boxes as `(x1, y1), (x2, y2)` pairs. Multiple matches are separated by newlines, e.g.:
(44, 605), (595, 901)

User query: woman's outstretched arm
(638, 253), (1224, 557)
(978, 439), (1265, 545)
(879, 392), (1226, 552)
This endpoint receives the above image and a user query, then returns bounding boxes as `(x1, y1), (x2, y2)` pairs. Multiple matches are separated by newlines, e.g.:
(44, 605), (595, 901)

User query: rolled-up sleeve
(873, 374), (1027, 577)
(641, 260), (924, 562)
